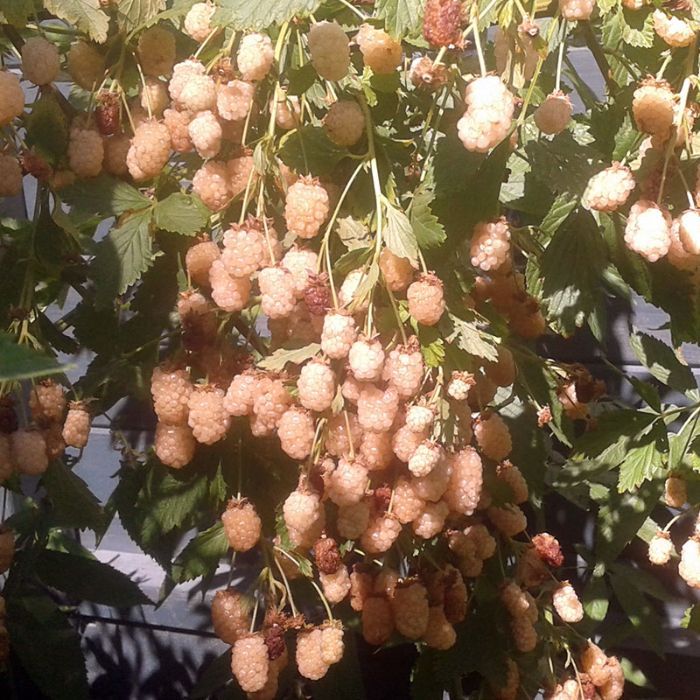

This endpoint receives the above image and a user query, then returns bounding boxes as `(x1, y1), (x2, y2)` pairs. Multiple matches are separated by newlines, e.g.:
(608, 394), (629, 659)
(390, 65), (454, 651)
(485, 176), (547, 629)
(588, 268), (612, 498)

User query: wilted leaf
(43, 0), (109, 42)
(258, 343), (321, 371)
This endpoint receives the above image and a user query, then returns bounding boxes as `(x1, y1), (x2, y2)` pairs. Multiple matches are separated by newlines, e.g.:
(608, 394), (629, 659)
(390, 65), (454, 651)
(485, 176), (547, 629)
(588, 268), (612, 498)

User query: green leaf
(42, 461), (104, 531)
(384, 203), (419, 266)
(258, 342), (321, 371)
(681, 604), (700, 632)
(617, 420), (666, 492)
(153, 192), (209, 236)
(35, 550), (151, 607)
(25, 96), (69, 163)
(448, 315), (499, 362)
(417, 326), (445, 368)
(375, 0), (424, 37)
(609, 572), (664, 655)
(115, 0), (166, 31)
(335, 247), (372, 276)
(278, 125), (349, 177)
(91, 209), (154, 307)
(287, 63), (317, 96)
(61, 175), (151, 216)
(0, 334), (68, 381)
(609, 561), (673, 602)
(539, 192), (578, 238)
(43, 0), (109, 42)
(411, 187), (446, 249)
(598, 0), (619, 14)
(596, 480), (663, 562)
(171, 522), (229, 583)
(539, 208), (607, 335)
(582, 575), (610, 625)
(191, 650), (235, 699)
(7, 593), (89, 700)
(214, 0), (321, 30)
(629, 331), (699, 400)
(621, 9), (655, 48)
(572, 410), (657, 468)
(2, 0), (35, 25)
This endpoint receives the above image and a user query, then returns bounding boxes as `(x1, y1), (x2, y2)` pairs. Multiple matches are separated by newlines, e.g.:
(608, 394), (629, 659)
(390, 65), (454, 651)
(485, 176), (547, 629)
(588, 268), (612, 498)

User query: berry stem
(555, 23), (567, 92)
(336, 0), (367, 20)
(470, 19), (487, 77)
(385, 287), (408, 345)
(132, 53), (152, 120)
(657, 76), (691, 204)
(273, 547), (301, 616)
(309, 578), (334, 621)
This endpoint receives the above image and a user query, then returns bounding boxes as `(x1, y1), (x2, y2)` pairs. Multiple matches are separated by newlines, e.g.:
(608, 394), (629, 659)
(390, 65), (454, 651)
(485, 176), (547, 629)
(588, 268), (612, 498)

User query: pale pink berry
(648, 531), (673, 565)
(583, 163), (635, 212)
(488, 504), (527, 537)
(217, 80), (255, 122)
(127, 120), (171, 181)
(209, 259), (251, 311)
(407, 273), (445, 326)
(259, 266), (297, 319)
(321, 312), (357, 359)
(392, 424), (427, 463)
(188, 385), (230, 444)
(327, 457), (368, 506)
(633, 79), (675, 138)
(231, 634), (269, 692)
(384, 338), (425, 399)
(285, 176), (329, 239)
(379, 248), (414, 292)
(444, 448), (483, 515)
(348, 337), (385, 382)
(154, 422), (196, 468)
(392, 477), (425, 524)
(22, 36), (60, 86)
(408, 440), (441, 478)
(653, 9), (696, 48)
(252, 379), (291, 435)
(679, 209), (700, 254)
(470, 218), (511, 272)
(193, 161), (231, 211)
(297, 360), (336, 412)
(337, 500), (371, 539)
(221, 221), (266, 278)
(413, 457), (450, 502)
(624, 199), (671, 262)
(357, 25), (403, 74)
(184, 2), (215, 41)
(237, 33), (274, 81)
(391, 582), (429, 640)
(189, 110), (222, 159)
(359, 429), (393, 470)
(360, 512), (402, 553)
(281, 247), (318, 298)
(0, 71), (24, 126)
(325, 412), (362, 458)
(553, 581), (583, 623)
(357, 384), (399, 432)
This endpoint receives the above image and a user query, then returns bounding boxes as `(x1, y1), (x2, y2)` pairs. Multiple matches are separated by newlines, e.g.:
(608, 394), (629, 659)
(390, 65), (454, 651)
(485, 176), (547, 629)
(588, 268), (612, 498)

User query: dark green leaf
(0, 333), (68, 381)
(609, 572), (664, 655)
(629, 331), (699, 400)
(621, 9), (655, 48)
(617, 419), (666, 492)
(42, 461), (104, 531)
(448, 316), (499, 362)
(279, 125), (349, 177)
(91, 209), (154, 307)
(61, 175), (151, 216)
(35, 549), (151, 606)
(25, 96), (69, 163)
(6, 593), (89, 700)
(171, 522), (229, 583)
(411, 186), (446, 249)
(596, 480), (663, 562)
(539, 192), (578, 238)
(287, 63), (318, 96)
(153, 192), (209, 236)
(191, 650), (234, 699)
(540, 208), (607, 335)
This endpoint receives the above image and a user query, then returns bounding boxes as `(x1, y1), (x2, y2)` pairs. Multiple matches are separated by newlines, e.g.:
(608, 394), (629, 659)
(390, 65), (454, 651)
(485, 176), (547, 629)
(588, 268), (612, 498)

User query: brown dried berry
(313, 536), (342, 575)
(263, 624), (287, 660)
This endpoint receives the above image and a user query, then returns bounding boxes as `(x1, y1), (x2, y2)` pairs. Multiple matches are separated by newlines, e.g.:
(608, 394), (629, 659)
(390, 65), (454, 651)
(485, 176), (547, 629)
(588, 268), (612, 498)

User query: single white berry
(237, 33), (274, 81)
